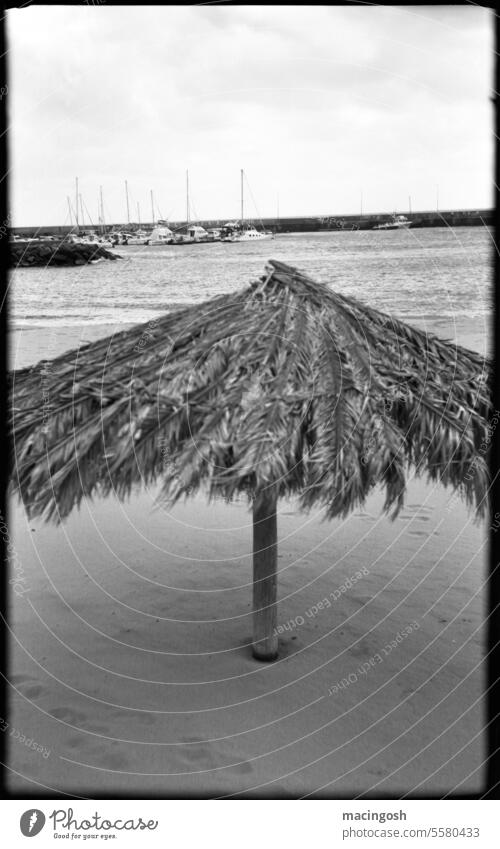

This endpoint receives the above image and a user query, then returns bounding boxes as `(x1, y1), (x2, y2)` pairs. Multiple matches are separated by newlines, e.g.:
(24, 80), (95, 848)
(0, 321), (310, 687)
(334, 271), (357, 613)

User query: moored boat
(109, 231), (132, 246)
(174, 224), (211, 244)
(221, 223), (273, 242)
(373, 214), (412, 231)
(147, 225), (174, 245)
(125, 230), (150, 245)
(221, 171), (273, 242)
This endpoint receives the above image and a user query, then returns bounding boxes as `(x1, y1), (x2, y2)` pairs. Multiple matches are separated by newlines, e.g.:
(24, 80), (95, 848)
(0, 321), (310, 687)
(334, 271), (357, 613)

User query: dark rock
(10, 239), (119, 268)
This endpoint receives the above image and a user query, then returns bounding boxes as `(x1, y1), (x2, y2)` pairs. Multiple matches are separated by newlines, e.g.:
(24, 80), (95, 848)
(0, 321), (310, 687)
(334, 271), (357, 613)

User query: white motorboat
(126, 230), (150, 245)
(147, 225), (174, 245)
(221, 223), (273, 242)
(109, 231), (132, 245)
(373, 214), (412, 231)
(174, 225), (212, 244)
(66, 232), (98, 245)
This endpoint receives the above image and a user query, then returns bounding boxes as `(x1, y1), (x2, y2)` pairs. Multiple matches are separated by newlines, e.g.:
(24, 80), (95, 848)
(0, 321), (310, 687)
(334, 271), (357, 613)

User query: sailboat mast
(150, 190), (155, 225)
(241, 169), (244, 223)
(186, 170), (190, 225)
(67, 196), (73, 227)
(137, 202), (141, 227)
(79, 193), (84, 228)
(100, 185), (105, 235)
(75, 177), (79, 231)
(125, 180), (130, 226)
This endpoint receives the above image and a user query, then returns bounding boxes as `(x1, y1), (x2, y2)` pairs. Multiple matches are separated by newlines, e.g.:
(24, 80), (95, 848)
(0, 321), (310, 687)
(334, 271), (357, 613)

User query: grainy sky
(7, 4), (493, 226)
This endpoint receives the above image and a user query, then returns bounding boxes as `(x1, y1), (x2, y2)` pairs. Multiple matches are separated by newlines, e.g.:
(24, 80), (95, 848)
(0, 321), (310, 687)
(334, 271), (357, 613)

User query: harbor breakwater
(10, 208), (493, 239)
(10, 240), (119, 267)
(173, 208), (493, 234)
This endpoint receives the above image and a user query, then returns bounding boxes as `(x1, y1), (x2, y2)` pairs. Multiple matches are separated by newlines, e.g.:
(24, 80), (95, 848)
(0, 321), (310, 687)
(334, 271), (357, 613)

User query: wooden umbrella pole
(252, 490), (279, 661)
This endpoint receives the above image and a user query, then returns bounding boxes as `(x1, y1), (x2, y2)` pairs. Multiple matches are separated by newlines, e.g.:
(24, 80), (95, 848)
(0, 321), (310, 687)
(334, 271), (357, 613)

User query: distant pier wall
(11, 208), (492, 237)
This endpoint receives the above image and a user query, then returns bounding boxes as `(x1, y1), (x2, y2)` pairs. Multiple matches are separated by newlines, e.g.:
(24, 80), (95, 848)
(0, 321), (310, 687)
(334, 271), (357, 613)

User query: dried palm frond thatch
(9, 260), (491, 659)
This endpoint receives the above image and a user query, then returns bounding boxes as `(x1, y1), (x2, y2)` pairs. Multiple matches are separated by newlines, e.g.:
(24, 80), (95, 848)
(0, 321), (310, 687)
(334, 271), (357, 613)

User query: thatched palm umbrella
(10, 260), (491, 660)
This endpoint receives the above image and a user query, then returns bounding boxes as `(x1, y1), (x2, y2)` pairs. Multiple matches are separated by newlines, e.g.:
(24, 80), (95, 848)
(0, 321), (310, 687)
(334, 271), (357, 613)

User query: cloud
(6, 4), (493, 224)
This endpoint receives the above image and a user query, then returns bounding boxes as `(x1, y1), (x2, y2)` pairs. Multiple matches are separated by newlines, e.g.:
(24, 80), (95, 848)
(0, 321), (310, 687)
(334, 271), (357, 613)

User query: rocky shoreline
(11, 240), (120, 267)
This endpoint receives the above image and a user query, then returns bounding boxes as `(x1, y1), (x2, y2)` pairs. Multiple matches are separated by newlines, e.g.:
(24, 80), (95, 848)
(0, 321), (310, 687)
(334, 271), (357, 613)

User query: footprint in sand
(110, 708), (157, 726)
(63, 722), (115, 748)
(48, 706), (89, 725)
(82, 722), (111, 734)
(65, 735), (86, 749)
(46, 705), (117, 736)
(9, 676), (47, 701)
(101, 752), (130, 770)
(65, 738), (130, 770)
(9, 674), (36, 686)
(62, 735), (105, 749)
(233, 760), (253, 775)
(90, 742), (131, 771)
(400, 688), (415, 698)
(349, 639), (372, 658)
(349, 596), (369, 610)
(15, 683), (45, 700)
(180, 738), (216, 765)
(180, 738), (253, 774)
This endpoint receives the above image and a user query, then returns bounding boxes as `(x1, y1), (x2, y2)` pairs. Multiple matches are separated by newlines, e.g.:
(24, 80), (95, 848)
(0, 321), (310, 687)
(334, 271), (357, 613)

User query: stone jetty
(10, 240), (120, 268)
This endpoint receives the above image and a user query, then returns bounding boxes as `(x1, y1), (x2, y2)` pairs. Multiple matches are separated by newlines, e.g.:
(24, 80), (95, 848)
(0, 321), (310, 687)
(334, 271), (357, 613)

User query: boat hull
(222, 233), (273, 242)
(373, 224), (412, 230)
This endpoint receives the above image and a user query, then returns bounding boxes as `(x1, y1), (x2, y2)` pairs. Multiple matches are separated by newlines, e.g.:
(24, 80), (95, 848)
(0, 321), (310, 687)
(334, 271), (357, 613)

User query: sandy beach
(6, 314), (489, 798)
(6, 0), (493, 814)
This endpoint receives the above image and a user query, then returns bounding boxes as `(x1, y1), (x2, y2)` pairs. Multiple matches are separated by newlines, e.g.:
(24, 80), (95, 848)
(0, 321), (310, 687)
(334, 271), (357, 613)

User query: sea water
(9, 226), (492, 332)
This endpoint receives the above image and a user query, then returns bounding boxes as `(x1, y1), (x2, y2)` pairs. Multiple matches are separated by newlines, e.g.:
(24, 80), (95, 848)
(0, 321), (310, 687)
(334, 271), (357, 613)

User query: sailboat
(96, 186), (116, 248)
(172, 170), (212, 244)
(143, 191), (173, 245)
(221, 170), (273, 242)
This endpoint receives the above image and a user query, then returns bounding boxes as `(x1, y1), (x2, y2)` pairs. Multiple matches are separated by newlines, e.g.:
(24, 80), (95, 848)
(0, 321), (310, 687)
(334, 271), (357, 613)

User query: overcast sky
(7, 4), (493, 226)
